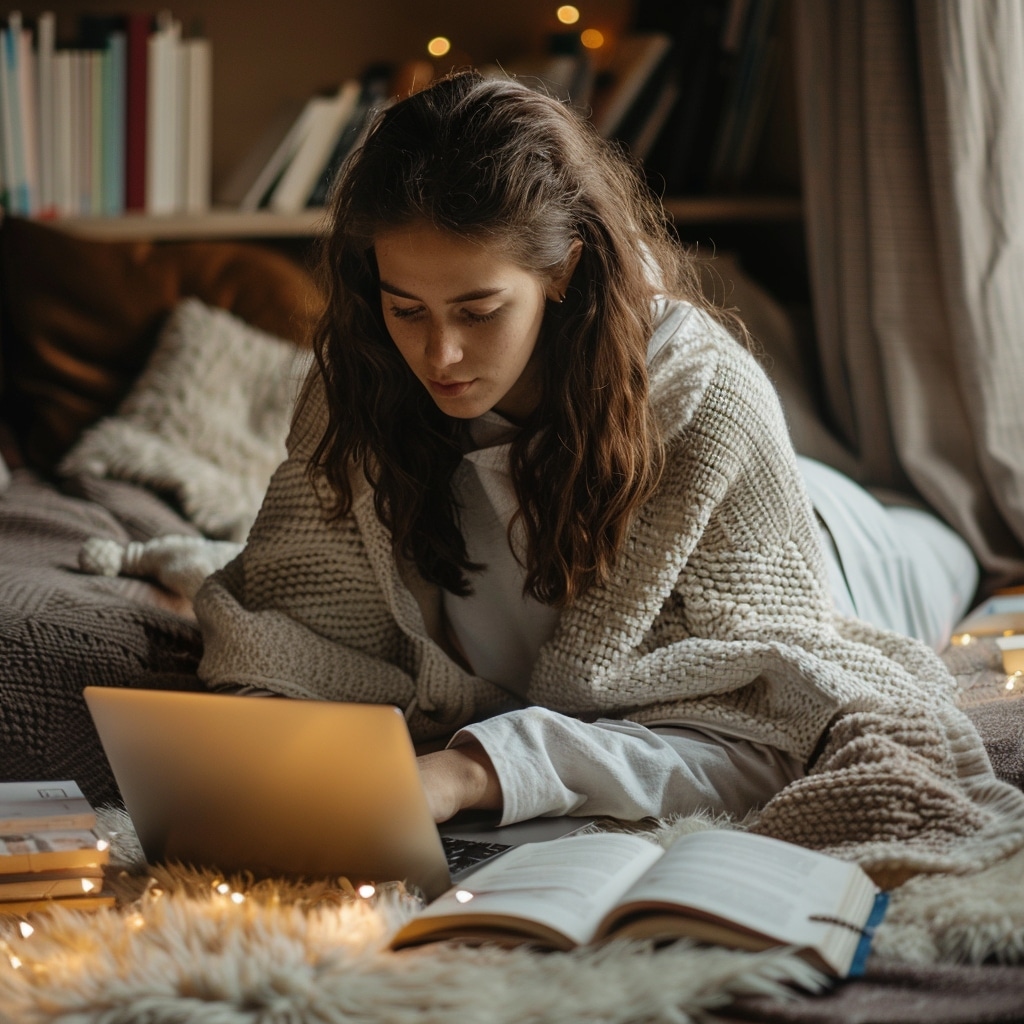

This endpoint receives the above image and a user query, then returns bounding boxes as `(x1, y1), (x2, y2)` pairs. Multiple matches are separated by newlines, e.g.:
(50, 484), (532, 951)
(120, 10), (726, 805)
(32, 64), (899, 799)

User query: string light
(427, 36), (451, 58)
(557, 6), (580, 25)
(580, 28), (604, 50)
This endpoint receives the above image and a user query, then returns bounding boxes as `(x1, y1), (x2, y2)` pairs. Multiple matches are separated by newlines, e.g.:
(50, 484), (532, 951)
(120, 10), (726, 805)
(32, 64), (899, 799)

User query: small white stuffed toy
(79, 535), (243, 601)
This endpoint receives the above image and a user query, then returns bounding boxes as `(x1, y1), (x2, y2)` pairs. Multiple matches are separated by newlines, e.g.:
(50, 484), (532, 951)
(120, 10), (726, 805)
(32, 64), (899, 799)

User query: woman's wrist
(416, 740), (503, 822)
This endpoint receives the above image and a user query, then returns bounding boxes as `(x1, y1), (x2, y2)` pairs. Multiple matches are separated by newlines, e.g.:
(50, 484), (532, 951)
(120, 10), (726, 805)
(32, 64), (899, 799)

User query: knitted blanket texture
(193, 301), (1024, 890)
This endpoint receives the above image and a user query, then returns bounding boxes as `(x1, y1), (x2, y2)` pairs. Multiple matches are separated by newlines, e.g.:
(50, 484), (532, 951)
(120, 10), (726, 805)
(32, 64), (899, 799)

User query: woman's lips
(429, 379), (475, 398)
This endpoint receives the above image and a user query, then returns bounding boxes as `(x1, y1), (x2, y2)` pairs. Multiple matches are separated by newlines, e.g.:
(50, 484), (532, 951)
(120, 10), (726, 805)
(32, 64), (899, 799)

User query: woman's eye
(389, 305), (423, 320)
(463, 309), (499, 324)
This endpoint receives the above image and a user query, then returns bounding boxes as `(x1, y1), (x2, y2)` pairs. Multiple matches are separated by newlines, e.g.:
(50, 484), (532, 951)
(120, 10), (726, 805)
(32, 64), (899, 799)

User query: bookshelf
(8, 0), (805, 301)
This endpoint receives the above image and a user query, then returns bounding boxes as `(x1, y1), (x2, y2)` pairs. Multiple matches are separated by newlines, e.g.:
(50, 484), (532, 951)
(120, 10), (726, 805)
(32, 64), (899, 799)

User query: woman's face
(374, 222), (570, 422)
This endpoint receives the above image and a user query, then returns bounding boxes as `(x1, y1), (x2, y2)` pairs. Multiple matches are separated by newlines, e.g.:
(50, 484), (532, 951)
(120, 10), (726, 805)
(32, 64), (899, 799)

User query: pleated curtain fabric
(793, 0), (1024, 587)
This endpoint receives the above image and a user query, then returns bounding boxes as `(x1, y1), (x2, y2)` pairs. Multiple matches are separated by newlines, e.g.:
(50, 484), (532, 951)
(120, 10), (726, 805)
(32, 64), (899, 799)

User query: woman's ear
(546, 240), (583, 302)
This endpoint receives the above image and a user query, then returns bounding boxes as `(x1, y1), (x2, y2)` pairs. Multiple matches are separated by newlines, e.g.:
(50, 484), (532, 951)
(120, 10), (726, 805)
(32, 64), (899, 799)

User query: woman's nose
(424, 322), (462, 370)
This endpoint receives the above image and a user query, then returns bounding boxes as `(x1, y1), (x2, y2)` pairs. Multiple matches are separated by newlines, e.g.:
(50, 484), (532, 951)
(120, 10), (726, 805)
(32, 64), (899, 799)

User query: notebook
(83, 687), (589, 901)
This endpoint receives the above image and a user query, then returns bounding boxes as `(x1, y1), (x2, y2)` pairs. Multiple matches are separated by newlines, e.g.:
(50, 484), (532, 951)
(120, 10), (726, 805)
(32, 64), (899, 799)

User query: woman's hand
(417, 742), (503, 823)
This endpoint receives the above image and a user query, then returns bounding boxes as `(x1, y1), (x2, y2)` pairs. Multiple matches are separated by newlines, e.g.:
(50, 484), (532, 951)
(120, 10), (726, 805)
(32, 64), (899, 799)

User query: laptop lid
(84, 687), (453, 900)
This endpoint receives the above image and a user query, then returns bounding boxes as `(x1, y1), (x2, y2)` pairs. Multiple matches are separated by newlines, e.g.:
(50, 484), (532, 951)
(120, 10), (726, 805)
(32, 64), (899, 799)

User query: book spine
(102, 31), (127, 215)
(35, 10), (56, 217)
(183, 36), (211, 213)
(124, 12), (149, 211)
(15, 15), (39, 216)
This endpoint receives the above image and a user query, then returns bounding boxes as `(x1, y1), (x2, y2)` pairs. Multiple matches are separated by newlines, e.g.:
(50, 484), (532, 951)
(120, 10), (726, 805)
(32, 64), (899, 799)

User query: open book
(391, 830), (887, 978)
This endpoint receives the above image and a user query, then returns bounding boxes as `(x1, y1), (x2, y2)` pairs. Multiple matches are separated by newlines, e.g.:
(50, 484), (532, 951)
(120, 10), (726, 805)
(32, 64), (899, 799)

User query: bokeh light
(580, 28), (604, 50)
(427, 36), (452, 57)
(557, 6), (580, 25)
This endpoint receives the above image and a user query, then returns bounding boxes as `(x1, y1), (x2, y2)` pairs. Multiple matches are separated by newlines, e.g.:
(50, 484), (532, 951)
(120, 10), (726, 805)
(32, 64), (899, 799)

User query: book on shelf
(390, 829), (887, 979)
(590, 31), (675, 144)
(0, 780), (96, 834)
(180, 34), (212, 214)
(235, 95), (324, 212)
(124, 11), (150, 211)
(214, 96), (306, 208)
(305, 63), (395, 209)
(0, 828), (111, 874)
(706, 0), (782, 191)
(632, 0), (785, 195)
(0, 8), (210, 219)
(266, 79), (362, 214)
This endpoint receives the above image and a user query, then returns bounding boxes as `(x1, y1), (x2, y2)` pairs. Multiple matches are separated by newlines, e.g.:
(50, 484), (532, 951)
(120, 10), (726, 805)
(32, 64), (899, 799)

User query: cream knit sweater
(195, 300), (1024, 883)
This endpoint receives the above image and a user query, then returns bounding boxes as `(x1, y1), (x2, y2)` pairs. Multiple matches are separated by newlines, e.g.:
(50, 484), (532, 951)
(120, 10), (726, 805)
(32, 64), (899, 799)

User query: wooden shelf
(661, 195), (802, 224)
(51, 208), (331, 241)
(44, 195), (802, 243)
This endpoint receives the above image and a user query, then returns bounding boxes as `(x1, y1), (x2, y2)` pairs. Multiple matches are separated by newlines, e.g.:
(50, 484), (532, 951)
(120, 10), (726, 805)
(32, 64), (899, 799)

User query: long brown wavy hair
(306, 70), (723, 607)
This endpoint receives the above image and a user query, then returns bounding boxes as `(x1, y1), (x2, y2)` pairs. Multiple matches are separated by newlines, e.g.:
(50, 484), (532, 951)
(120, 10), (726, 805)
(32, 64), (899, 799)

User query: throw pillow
(59, 297), (312, 542)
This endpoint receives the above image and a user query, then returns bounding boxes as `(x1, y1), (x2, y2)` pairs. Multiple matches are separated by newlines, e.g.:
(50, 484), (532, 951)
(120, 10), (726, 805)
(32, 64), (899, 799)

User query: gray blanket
(0, 468), (206, 806)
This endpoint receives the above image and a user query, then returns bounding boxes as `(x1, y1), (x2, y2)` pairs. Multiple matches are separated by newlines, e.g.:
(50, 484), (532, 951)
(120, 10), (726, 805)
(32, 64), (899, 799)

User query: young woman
(194, 71), (979, 831)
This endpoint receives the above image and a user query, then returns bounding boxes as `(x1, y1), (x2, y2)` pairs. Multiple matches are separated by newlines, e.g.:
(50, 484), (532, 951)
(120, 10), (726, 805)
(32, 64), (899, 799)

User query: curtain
(792, 0), (1024, 589)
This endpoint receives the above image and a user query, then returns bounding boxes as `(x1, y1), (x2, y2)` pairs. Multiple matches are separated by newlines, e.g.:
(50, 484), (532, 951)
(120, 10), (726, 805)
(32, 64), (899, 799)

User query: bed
(0, 214), (1021, 1022)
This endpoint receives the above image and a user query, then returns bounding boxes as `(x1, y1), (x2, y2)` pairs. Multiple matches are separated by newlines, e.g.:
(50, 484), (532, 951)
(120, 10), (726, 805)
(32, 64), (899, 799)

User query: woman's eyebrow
(379, 281), (506, 303)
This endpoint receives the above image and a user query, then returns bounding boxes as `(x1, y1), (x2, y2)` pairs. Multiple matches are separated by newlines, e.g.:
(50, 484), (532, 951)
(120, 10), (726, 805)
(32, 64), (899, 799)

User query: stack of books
(217, 61), (397, 216)
(0, 780), (114, 916)
(0, 8), (211, 220)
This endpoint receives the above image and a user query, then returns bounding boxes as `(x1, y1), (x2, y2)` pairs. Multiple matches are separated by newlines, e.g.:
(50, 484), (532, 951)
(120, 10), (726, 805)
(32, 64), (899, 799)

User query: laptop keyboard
(441, 834), (512, 874)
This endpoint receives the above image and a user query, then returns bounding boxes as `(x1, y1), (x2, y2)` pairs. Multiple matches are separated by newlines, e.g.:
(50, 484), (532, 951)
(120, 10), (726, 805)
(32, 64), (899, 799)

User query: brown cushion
(0, 216), (325, 471)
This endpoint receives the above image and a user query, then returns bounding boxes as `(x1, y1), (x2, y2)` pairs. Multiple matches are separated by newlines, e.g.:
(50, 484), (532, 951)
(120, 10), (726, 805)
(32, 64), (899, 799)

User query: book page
(393, 832), (663, 949)
(602, 830), (875, 954)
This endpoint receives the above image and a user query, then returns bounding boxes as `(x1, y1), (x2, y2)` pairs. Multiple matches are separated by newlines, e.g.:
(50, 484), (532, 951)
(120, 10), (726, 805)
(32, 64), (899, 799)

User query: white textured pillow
(59, 297), (312, 542)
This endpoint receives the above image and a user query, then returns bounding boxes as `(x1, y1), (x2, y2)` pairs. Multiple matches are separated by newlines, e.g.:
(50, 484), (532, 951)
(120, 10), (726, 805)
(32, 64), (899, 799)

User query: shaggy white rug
(3, 808), (1024, 1024)
(0, 812), (833, 1024)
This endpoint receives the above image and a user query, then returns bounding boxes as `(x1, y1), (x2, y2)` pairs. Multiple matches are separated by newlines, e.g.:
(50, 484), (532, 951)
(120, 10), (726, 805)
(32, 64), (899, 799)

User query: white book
(181, 35), (211, 213)
(0, 781), (96, 834)
(215, 97), (305, 207)
(237, 94), (322, 211)
(146, 12), (181, 214)
(392, 830), (886, 979)
(267, 80), (361, 214)
(35, 10), (56, 215)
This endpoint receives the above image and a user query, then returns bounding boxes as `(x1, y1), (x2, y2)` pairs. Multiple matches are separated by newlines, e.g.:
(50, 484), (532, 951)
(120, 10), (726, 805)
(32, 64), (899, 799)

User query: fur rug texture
(0, 809), (1022, 1024)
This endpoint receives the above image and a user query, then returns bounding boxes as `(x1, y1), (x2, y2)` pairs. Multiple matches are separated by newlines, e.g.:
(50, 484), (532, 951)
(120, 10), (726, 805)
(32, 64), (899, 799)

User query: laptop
(83, 686), (590, 901)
